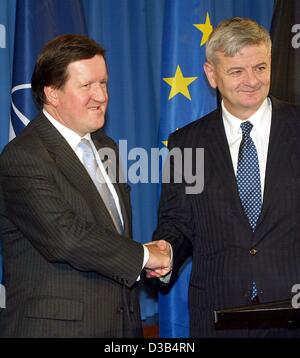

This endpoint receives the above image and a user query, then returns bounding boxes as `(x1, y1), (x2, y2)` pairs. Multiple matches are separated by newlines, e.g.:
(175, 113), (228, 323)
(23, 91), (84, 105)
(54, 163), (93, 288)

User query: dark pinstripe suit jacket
(154, 97), (300, 337)
(0, 113), (144, 337)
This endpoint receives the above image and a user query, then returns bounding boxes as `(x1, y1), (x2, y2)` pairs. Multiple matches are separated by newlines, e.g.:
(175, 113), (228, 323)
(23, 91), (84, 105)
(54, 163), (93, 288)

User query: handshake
(144, 240), (172, 279)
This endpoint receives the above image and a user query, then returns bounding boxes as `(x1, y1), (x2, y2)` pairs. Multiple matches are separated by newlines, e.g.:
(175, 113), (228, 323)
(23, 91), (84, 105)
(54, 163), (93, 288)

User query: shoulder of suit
(169, 107), (219, 145)
(270, 96), (300, 123)
(1, 116), (43, 158)
(91, 129), (118, 149)
(270, 95), (300, 111)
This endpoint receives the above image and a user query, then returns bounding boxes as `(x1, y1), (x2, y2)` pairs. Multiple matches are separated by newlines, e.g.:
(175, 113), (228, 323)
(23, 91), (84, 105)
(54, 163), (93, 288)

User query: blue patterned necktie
(78, 138), (124, 235)
(236, 121), (261, 301)
(236, 121), (262, 231)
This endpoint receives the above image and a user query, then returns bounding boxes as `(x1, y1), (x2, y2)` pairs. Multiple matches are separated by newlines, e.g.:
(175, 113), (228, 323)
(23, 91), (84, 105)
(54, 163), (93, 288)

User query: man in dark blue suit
(153, 17), (300, 337)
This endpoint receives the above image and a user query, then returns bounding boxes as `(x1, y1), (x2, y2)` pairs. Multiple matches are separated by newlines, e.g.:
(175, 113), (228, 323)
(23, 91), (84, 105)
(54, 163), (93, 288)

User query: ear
(203, 62), (217, 89)
(44, 86), (59, 106)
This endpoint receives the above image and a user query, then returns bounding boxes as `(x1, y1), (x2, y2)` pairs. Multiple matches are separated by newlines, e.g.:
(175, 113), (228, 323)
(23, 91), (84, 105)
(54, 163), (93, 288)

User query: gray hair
(206, 17), (272, 64)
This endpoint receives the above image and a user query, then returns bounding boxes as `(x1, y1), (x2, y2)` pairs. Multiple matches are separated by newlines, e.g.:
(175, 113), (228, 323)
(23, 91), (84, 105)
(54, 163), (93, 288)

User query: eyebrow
(226, 62), (268, 72)
(253, 62), (268, 68)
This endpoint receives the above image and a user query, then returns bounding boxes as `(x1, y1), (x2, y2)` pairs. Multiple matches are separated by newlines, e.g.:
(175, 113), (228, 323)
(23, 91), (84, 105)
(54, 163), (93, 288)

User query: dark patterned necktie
(78, 138), (124, 235)
(236, 121), (261, 301)
(237, 121), (262, 231)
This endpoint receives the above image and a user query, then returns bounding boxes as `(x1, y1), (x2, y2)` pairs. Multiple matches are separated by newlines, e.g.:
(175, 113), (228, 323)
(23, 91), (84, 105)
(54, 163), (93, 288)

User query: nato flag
(10, 0), (87, 137)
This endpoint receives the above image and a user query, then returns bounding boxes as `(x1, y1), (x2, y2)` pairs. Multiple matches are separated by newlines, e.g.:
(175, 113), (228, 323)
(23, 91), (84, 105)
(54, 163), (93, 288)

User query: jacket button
(250, 248), (257, 256)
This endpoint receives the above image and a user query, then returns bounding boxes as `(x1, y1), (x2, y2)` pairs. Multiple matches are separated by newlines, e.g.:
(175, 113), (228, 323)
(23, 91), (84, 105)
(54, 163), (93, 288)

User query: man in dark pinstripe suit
(153, 18), (300, 337)
(0, 34), (171, 337)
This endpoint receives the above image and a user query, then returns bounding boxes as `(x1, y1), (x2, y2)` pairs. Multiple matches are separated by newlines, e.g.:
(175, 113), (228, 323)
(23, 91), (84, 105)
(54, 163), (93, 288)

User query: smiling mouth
(240, 86), (261, 93)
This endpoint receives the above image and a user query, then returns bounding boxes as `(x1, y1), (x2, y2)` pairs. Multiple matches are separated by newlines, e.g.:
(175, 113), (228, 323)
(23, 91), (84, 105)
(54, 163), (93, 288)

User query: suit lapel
(34, 114), (117, 233)
(257, 97), (293, 227)
(206, 110), (251, 229)
(206, 110), (236, 183)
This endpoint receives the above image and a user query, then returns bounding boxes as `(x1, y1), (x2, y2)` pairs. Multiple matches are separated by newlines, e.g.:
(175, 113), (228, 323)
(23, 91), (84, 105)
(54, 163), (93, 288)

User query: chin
(241, 95), (263, 107)
(93, 118), (105, 131)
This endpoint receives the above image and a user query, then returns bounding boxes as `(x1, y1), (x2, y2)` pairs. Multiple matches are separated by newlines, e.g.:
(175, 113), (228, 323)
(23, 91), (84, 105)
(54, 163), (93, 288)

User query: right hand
(144, 240), (172, 278)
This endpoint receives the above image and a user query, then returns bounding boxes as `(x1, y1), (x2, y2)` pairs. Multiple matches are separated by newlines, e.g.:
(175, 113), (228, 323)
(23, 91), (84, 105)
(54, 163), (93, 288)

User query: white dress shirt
(222, 97), (272, 199)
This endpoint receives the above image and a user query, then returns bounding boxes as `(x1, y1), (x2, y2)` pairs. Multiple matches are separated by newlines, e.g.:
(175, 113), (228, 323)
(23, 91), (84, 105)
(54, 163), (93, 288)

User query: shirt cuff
(142, 245), (150, 268)
(136, 245), (150, 282)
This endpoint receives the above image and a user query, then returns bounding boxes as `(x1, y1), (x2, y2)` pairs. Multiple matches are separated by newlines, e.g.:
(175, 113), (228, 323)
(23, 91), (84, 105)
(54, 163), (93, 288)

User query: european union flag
(159, 3), (216, 146)
(159, 0), (218, 338)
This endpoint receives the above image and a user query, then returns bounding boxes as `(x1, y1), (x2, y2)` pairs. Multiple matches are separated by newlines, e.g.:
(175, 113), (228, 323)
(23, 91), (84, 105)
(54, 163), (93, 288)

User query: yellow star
(194, 12), (213, 46)
(163, 65), (197, 100)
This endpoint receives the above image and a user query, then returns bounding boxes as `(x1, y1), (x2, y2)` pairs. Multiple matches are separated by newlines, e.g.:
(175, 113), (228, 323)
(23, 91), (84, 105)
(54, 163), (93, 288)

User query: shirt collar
(222, 98), (271, 138)
(43, 109), (91, 149)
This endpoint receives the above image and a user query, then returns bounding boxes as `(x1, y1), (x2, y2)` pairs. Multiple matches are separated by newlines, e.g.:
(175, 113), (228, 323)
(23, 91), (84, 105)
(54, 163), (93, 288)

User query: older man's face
(204, 43), (271, 119)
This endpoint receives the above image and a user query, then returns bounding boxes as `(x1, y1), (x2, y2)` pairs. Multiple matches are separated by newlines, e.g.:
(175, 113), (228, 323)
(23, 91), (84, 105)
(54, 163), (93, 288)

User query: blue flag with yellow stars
(159, 0), (217, 339)
(159, 3), (216, 147)
(158, 0), (274, 338)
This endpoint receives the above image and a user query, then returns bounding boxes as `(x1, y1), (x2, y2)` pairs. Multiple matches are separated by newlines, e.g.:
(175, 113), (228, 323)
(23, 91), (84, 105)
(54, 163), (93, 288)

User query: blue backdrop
(0, 0), (275, 329)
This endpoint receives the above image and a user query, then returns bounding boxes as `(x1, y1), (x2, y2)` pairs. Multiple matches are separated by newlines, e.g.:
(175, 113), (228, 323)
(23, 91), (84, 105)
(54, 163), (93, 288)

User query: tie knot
(78, 138), (92, 151)
(240, 121), (253, 137)
(77, 138), (95, 166)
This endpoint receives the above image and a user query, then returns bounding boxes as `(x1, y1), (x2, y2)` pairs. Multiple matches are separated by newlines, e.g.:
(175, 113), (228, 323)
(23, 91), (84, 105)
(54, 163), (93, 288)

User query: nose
(244, 70), (259, 87)
(92, 83), (107, 102)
